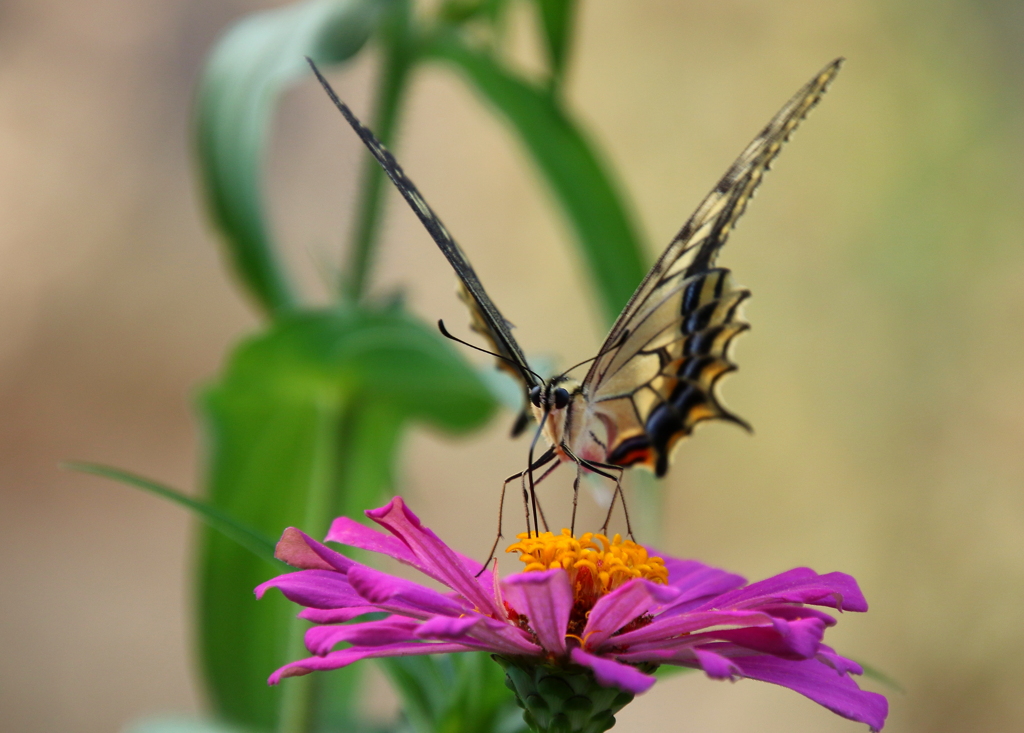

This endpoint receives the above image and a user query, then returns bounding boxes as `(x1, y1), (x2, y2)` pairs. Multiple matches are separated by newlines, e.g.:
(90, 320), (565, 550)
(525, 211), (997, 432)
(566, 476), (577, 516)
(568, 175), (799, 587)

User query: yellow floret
(506, 529), (668, 600)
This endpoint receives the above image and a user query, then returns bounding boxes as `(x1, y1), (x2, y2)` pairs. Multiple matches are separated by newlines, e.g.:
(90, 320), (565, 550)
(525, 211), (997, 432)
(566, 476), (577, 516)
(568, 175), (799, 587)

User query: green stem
(276, 619), (316, 733)
(277, 401), (340, 733)
(341, 0), (416, 303)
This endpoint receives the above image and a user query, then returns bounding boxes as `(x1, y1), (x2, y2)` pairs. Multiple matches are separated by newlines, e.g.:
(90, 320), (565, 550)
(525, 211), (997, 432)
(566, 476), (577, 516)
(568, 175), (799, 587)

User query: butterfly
(308, 57), (842, 536)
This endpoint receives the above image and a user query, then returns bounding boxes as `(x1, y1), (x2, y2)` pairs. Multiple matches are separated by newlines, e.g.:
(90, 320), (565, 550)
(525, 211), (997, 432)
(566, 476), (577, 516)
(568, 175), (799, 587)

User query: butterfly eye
(553, 387), (570, 410)
(529, 386), (542, 407)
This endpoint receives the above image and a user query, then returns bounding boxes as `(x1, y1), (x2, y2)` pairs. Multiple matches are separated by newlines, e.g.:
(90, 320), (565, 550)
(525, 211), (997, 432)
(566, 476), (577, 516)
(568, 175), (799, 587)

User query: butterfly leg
(560, 445), (633, 538)
(520, 449), (559, 536)
(525, 418), (555, 536)
(579, 459), (633, 540)
(571, 463), (582, 535)
(477, 448), (558, 575)
(604, 467), (634, 540)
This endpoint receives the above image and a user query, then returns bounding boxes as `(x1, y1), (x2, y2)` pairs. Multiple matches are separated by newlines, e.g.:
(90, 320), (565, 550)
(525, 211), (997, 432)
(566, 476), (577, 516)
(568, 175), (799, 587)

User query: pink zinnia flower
(257, 498), (887, 731)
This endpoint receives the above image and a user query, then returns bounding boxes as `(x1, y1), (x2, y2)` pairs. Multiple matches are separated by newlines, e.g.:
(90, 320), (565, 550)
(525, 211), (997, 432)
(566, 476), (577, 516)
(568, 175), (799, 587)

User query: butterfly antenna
(437, 320), (544, 384)
(554, 329), (631, 382)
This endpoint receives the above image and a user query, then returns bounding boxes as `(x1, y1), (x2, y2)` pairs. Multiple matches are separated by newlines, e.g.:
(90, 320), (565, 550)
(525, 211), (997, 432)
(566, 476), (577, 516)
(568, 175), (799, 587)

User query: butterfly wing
(580, 58), (843, 476)
(455, 282), (535, 436)
(308, 60), (540, 408)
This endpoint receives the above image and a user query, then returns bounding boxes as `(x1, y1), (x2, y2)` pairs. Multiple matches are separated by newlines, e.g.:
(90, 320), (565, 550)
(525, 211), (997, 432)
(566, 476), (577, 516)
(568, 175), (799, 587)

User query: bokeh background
(2, 1), (1023, 731)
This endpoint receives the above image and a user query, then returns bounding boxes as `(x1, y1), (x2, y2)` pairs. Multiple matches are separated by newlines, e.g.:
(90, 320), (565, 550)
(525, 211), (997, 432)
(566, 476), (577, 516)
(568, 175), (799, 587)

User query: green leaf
(531, 0), (576, 88)
(197, 307), (496, 730)
(855, 659), (905, 694)
(196, 0), (380, 316)
(64, 462), (283, 569)
(122, 717), (250, 733)
(653, 664), (696, 680)
(380, 653), (527, 733)
(427, 33), (647, 324)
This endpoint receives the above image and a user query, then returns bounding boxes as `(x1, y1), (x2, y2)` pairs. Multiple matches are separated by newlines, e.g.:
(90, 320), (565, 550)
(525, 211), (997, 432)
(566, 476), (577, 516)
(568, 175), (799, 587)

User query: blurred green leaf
(196, 0), (380, 316)
(381, 653), (527, 733)
(197, 307), (496, 730)
(653, 664), (696, 680)
(122, 717), (251, 733)
(856, 659), (906, 694)
(64, 462), (283, 568)
(531, 0), (576, 88)
(427, 33), (647, 323)
(438, 0), (512, 27)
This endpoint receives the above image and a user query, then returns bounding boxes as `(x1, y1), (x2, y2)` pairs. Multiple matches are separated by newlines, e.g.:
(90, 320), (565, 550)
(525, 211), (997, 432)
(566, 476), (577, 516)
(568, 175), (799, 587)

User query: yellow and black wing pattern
(582, 58), (843, 476)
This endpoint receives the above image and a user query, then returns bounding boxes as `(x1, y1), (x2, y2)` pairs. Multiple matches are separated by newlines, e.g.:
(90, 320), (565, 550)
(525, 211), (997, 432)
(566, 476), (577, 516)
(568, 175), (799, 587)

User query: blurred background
(2, 0), (1023, 731)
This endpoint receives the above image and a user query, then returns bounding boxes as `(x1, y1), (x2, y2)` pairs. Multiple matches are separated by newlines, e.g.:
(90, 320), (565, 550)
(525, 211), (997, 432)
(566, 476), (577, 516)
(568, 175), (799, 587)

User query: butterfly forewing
(580, 58), (843, 476)
(306, 60), (539, 395)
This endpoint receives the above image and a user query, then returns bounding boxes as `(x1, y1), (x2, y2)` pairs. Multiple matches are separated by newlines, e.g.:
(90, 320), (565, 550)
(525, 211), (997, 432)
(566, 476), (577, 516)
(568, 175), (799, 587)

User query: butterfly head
(529, 378), (579, 414)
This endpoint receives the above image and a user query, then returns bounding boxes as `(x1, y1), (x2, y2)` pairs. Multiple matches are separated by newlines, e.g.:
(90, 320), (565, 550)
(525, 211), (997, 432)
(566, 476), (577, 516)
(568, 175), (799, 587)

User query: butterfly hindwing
(581, 58), (843, 476)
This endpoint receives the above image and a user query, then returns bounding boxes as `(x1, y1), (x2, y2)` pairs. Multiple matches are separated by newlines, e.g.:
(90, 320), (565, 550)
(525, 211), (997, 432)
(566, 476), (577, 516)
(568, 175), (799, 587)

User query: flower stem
(277, 401), (342, 733)
(276, 618), (316, 733)
(340, 0), (415, 303)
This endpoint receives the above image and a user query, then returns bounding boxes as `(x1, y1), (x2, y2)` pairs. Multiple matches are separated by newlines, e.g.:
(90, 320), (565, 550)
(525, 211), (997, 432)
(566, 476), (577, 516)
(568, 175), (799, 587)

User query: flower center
(506, 529), (668, 638)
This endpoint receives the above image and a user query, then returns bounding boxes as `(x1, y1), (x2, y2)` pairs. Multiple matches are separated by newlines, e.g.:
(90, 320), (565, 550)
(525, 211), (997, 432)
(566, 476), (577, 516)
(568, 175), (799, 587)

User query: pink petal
(711, 616), (826, 659)
(326, 516), (418, 566)
(255, 569), (364, 609)
(305, 618), (421, 655)
(760, 604), (837, 627)
(570, 648), (656, 694)
(730, 656), (888, 731)
(298, 607), (379, 623)
(582, 578), (679, 650)
(268, 642), (477, 684)
(501, 569), (573, 654)
(708, 568), (867, 613)
(275, 527), (354, 572)
(413, 615), (480, 639)
(346, 564), (469, 618)
(693, 648), (741, 679)
(648, 550), (746, 605)
(414, 615), (541, 656)
(365, 497), (500, 616)
(328, 513), (495, 588)
(606, 609), (774, 650)
(816, 644), (864, 676)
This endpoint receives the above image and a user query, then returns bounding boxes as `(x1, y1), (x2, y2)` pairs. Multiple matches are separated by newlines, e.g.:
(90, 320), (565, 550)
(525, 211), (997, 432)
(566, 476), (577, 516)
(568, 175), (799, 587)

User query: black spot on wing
(681, 275), (706, 315)
(678, 354), (718, 381)
(644, 384), (708, 472)
(684, 301), (719, 334)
